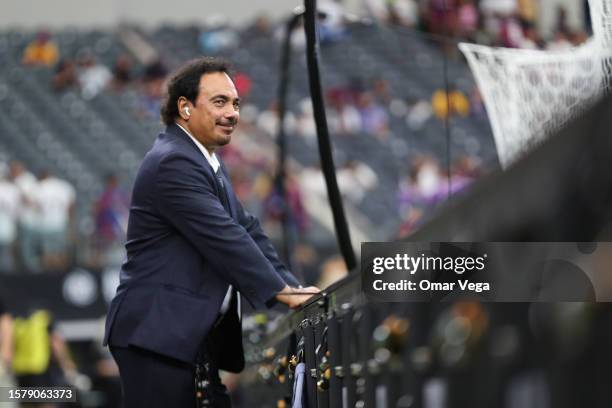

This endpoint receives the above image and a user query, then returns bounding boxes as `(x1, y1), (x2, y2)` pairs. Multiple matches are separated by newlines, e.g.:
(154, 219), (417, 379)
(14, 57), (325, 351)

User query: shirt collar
(175, 123), (220, 173)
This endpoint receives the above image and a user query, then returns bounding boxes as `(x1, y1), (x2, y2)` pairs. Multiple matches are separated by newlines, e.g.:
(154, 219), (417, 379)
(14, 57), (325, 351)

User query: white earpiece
(184, 107), (190, 116)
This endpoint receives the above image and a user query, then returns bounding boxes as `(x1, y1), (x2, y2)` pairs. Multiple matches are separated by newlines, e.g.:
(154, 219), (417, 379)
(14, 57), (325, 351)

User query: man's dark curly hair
(160, 57), (232, 126)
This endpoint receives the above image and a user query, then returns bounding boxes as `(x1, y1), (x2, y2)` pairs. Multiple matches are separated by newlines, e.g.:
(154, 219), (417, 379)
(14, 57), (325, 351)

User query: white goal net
(459, 0), (612, 168)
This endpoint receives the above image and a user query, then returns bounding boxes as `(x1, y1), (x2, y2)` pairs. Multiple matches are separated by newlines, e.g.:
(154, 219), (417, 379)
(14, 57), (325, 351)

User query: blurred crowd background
(0, 0), (596, 406)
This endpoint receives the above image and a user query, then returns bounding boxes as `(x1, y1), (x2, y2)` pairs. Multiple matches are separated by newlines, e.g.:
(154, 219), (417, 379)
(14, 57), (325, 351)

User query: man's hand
(275, 285), (321, 309)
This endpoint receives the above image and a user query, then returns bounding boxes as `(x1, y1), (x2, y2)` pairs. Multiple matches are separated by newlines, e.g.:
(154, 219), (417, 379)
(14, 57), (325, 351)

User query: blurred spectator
(397, 155), (445, 215)
(326, 81), (364, 135)
(479, 0), (518, 17)
(12, 309), (81, 401)
(229, 164), (260, 205)
(326, 78), (365, 107)
(94, 174), (129, 266)
(498, 15), (529, 48)
(390, 0), (420, 27)
(8, 161), (39, 274)
(479, 0), (518, 45)
(518, 0), (538, 25)
(52, 59), (79, 92)
(300, 165), (327, 197)
(426, 0), (459, 38)
(539, 0), (585, 40)
(337, 159), (379, 203)
(22, 31), (59, 67)
(199, 25), (239, 54)
(397, 155), (466, 238)
(457, 0), (479, 39)
(243, 15), (274, 38)
(77, 52), (112, 99)
(256, 101), (297, 137)
(35, 171), (76, 272)
(432, 84), (470, 120)
(570, 30), (589, 45)
(518, 22), (544, 49)
(296, 98), (318, 141)
(139, 81), (163, 119)
(233, 72), (252, 100)
(138, 59), (167, 119)
(472, 13), (495, 45)
(366, 0), (419, 27)
(275, 19), (307, 51)
(446, 154), (481, 198)
(397, 155), (478, 227)
(547, 30), (573, 50)
(318, 0), (349, 45)
(372, 78), (392, 106)
(109, 54), (134, 91)
(263, 173), (309, 235)
(142, 59), (167, 82)
(0, 167), (20, 274)
(340, 102), (362, 135)
(330, 98), (361, 135)
(406, 97), (434, 130)
(357, 92), (389, 139)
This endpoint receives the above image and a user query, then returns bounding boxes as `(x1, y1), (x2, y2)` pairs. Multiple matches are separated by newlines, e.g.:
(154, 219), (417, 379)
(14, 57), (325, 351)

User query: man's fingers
(302, 286), (321, 293)
(276, 286), (322, 309)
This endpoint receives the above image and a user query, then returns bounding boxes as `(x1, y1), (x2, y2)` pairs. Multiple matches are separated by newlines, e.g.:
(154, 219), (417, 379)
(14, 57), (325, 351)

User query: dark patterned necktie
(215, 171), (230, 213)
(214, 168), (234, 318)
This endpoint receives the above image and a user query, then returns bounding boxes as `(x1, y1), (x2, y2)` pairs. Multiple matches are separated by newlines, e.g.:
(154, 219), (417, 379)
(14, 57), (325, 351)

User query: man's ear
(178, 97), (191, 120)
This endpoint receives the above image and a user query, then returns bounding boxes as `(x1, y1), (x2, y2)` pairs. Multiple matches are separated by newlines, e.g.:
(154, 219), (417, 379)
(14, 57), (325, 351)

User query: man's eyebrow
(210, 94), (229, 101)
(210, 94), (241, 103)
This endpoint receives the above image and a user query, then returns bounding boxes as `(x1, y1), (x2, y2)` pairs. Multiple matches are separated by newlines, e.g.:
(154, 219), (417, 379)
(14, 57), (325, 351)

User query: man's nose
(225, 108), (239, 122)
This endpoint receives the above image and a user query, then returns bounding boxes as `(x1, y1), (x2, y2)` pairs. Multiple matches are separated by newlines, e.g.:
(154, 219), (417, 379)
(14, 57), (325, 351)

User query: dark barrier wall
(241, 95), (612, 407)
(0, 268), (111, 319)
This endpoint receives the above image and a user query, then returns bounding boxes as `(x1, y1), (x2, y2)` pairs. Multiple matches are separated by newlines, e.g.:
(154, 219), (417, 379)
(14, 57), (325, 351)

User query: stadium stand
(0, 22), (497, 273)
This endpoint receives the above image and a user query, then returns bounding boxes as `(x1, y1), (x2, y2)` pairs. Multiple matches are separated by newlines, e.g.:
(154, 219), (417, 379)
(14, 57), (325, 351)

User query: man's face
(187, 72), (240, 151)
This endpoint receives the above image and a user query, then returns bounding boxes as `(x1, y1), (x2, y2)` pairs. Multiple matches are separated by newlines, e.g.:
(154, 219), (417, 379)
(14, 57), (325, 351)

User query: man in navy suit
(103, 57), (319, 407)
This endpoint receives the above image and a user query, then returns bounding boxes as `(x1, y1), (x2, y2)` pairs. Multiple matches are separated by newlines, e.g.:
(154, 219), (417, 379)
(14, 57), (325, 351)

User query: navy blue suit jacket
(103, 123), (300, 372)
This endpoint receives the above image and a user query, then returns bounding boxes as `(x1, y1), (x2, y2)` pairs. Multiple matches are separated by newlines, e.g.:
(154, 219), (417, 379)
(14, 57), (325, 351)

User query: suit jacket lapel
(166, 124), (238, 220)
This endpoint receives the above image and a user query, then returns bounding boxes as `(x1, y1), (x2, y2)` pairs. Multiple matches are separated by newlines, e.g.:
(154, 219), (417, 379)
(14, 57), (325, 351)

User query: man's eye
(214, 100), (224, 106)
(234, 103), (241, 110)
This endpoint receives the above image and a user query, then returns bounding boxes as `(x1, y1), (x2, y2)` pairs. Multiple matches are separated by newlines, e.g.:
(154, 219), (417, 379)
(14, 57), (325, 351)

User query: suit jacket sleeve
(155, 153), (287, 309)
(236, 200), (301, 288)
